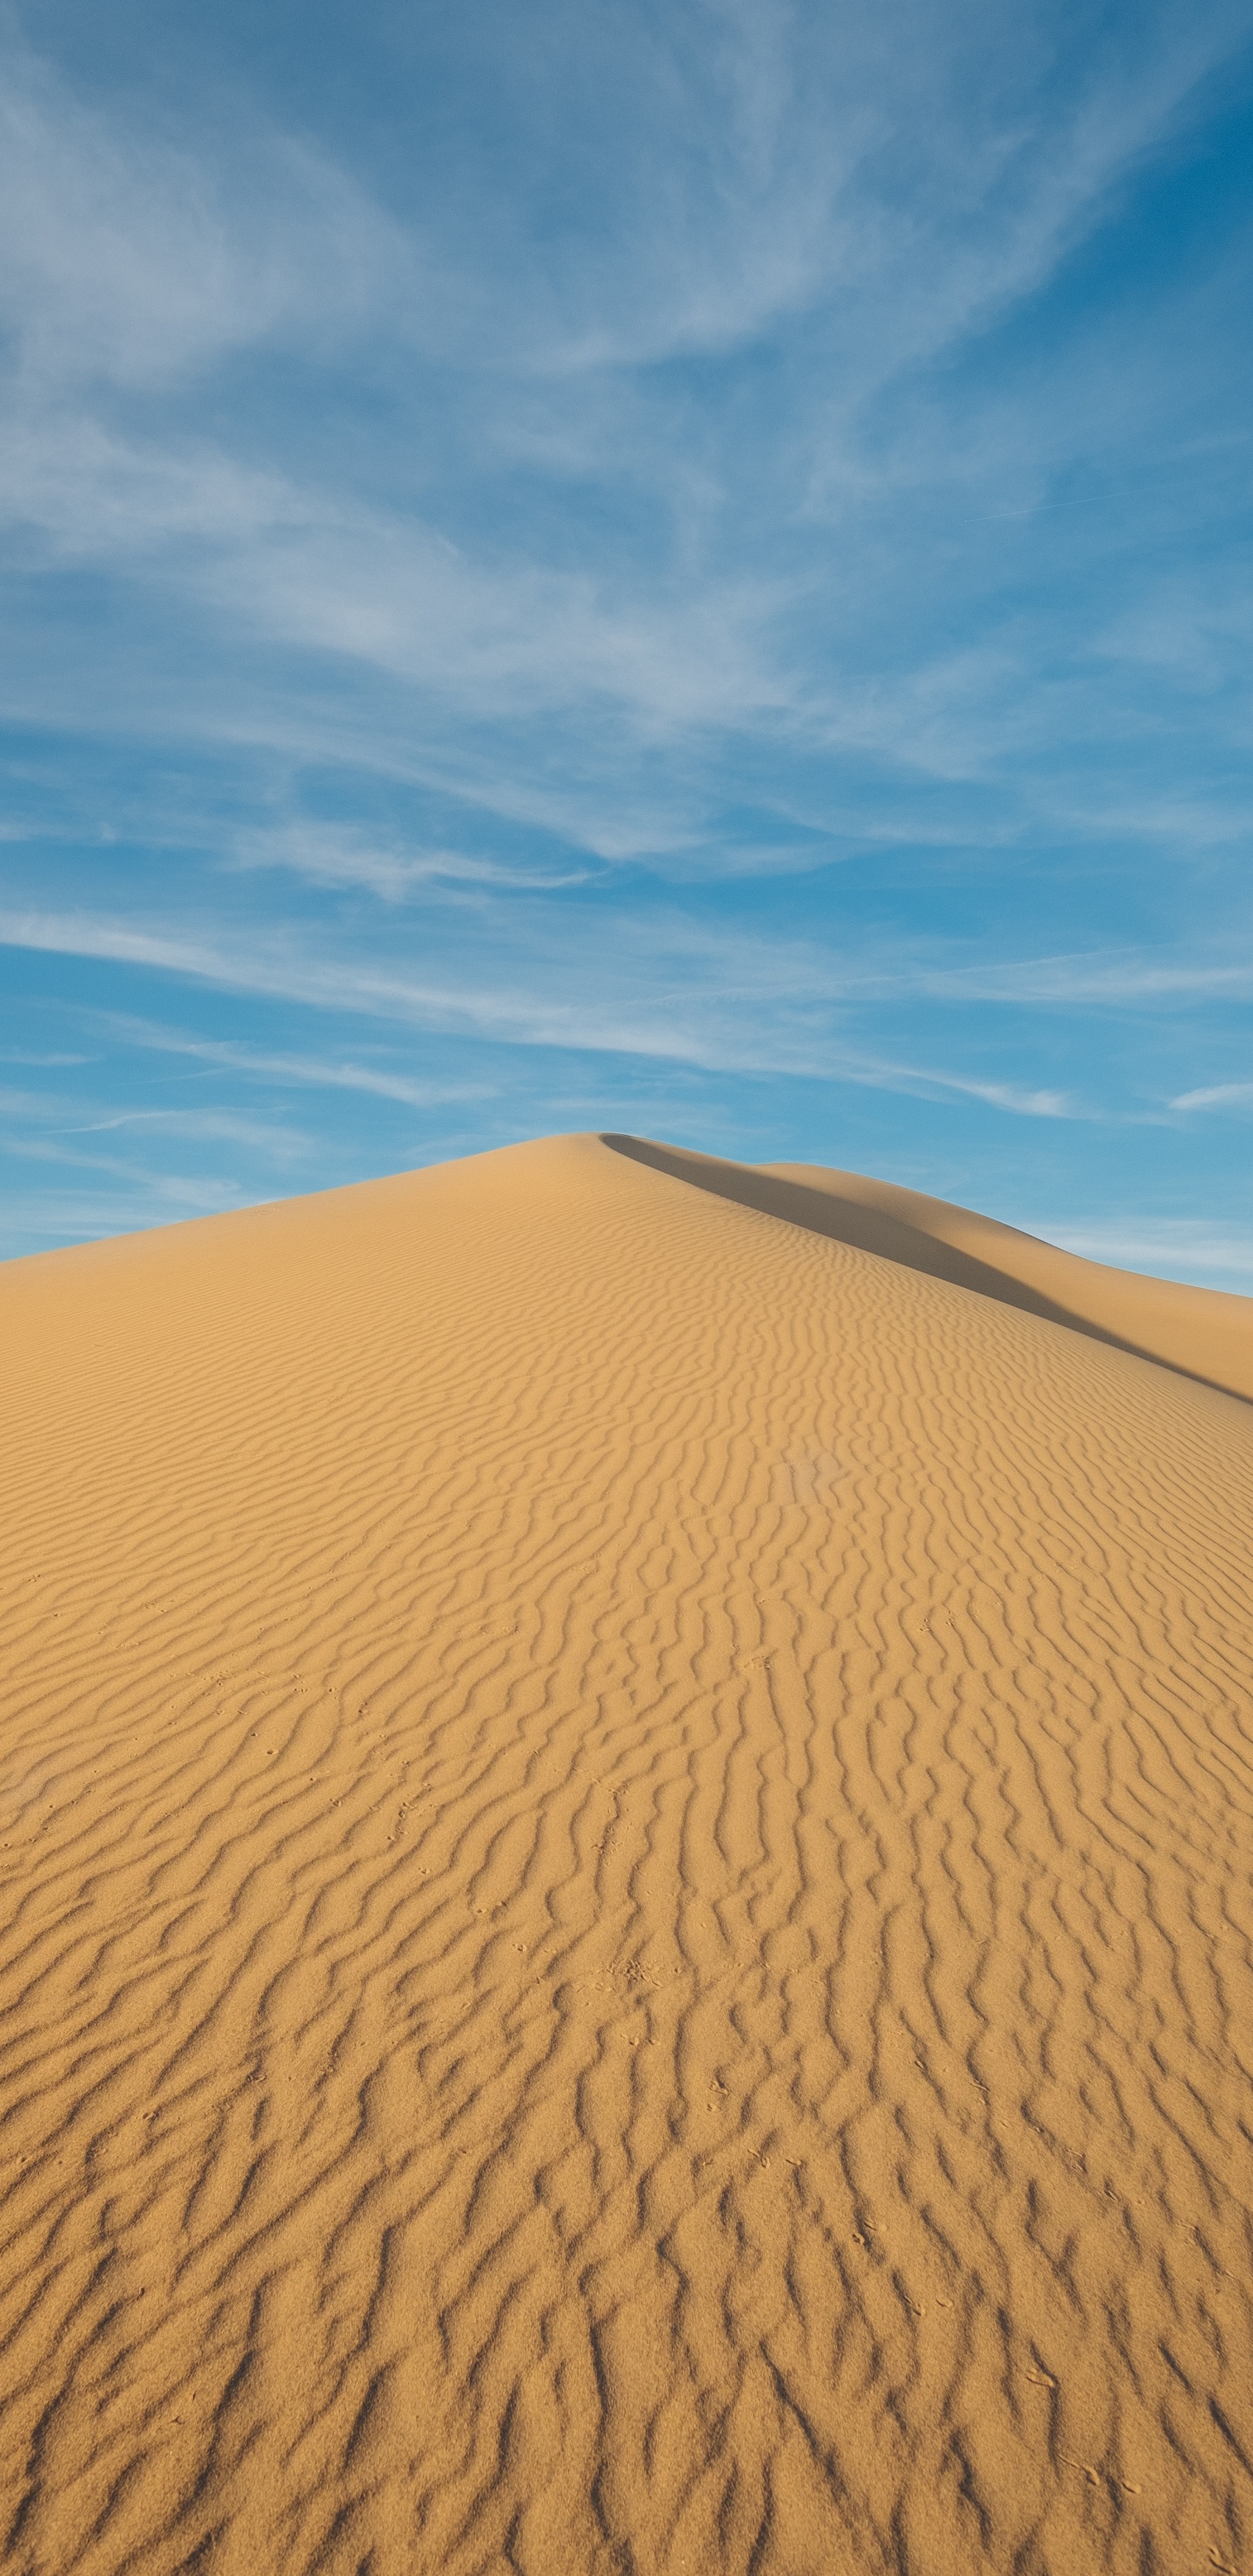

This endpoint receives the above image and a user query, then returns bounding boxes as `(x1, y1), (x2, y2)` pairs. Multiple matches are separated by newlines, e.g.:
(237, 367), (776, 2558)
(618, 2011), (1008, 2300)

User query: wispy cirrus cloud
(1, 902), (835, 1070)
(1048, 1221), (1253, 1287)
(4, 895), (1248, 1023)
(0, 49), (405, 393)
(906, 952), (1253, 1005)
(3, 0), (1251, 1260)
(1170, 1081), (1253, 1110)
(2, 5), (1247, 782)
(94, 1013), (496, 1108)
(0, 902), (1086, 1113)
(60, 1109), (310, 1155)
(231, 822), (591, 898)
(0, 1081), (309, 1158)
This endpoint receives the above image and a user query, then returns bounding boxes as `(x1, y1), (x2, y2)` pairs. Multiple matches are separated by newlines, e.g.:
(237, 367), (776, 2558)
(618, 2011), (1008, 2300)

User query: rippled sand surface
(3, 1131), (1252, 2576)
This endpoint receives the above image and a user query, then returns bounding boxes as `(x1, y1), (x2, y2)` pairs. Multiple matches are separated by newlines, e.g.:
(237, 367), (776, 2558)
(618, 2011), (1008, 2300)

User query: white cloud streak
(0, 904), (1086, 1113)
(1046, 1222), (1253, 1287)
(231, 822), (590, 898)
(95, 1014), (496, 1108)
(60, 1109), (310, 1157)
(1170, 1081), (1253, 1110)
(0, 50), (405, 392)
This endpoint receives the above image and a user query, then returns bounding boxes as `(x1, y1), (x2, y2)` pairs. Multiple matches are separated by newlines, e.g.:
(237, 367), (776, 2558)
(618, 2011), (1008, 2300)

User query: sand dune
(2, 1130), (1252, 2576)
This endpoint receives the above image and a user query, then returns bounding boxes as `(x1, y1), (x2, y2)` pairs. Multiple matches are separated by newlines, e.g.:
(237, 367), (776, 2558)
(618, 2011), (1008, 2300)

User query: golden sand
(2, 1131), (1251, 2575)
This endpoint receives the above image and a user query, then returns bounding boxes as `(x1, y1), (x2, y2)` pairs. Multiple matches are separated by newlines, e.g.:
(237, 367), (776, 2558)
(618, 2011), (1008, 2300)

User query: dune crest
(2, 1131), (1252, 2575)
(605, 1131), (1253, 1400)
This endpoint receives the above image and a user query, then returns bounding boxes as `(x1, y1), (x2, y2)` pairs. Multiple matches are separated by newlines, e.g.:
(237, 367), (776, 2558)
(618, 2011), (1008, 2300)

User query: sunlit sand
(3, 1132), (1251, 2574)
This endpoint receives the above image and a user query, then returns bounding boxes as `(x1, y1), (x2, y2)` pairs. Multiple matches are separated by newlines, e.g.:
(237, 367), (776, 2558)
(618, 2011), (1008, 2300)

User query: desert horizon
(3, 1128), (1251, 2574)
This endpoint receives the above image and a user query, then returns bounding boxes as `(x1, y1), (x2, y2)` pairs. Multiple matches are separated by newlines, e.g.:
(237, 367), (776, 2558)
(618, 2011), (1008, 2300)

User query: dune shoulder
(604, 1130), (1253, 1400)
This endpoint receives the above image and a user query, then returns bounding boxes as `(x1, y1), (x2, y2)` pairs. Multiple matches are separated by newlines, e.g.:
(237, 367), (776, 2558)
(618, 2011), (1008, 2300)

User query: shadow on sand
(602, 1132), (1249, 1407)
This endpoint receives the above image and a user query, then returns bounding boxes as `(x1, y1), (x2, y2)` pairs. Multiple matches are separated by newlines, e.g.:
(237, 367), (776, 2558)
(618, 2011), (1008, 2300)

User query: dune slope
(606, 1132), (1253, 1401)
(2, 1131), (1252, 2576)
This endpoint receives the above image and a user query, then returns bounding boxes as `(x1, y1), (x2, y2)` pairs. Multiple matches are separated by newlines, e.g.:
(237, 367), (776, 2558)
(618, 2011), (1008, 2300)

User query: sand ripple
(1, 1132), (1251, 2574)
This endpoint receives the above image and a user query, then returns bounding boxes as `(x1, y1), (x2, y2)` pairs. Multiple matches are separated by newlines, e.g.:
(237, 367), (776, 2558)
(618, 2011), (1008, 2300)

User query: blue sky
(2, 0), (1252, 1282)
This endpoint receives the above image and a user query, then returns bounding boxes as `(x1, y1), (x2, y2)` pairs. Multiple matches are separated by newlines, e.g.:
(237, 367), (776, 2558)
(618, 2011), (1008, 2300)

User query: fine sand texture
(2, 1130), (1252, 2576)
